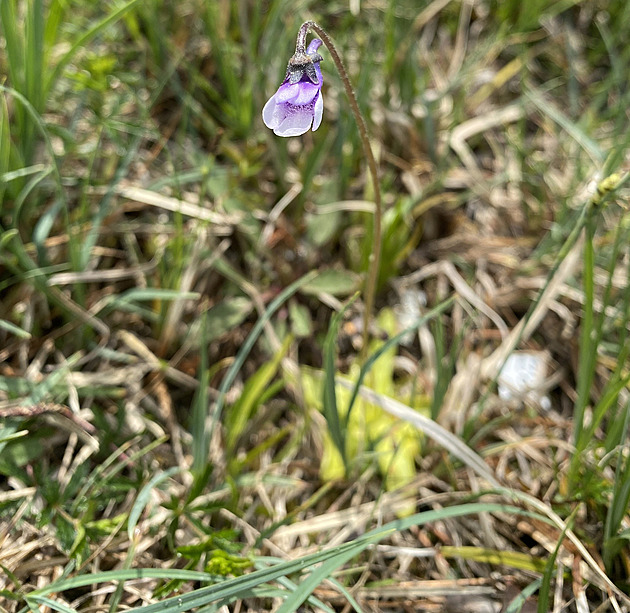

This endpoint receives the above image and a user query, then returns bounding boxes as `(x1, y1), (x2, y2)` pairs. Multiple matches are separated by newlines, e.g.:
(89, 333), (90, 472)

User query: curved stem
(297, 21), (382, 356)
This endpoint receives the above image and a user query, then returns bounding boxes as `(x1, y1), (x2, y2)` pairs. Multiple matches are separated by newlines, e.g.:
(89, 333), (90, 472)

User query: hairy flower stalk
(263, 21), (382, 354)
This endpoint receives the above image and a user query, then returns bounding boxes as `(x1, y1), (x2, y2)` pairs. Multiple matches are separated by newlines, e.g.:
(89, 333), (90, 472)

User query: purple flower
(262, 39), (324, 137)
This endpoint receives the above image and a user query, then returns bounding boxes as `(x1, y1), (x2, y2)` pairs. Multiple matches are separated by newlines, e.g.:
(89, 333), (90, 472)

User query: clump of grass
(1, 1), (630, 611)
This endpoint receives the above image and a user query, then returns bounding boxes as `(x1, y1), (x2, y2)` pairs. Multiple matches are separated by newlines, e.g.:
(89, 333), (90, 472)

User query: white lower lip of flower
(262, 92), (323, 137)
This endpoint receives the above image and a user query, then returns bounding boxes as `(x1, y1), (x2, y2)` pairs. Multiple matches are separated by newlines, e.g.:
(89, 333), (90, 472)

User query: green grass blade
(504, 578), (542, 613)
(69, 437), (168, 516)
(344, 297), (454, 429)
(0, 318), (32, 340)
(129, 503), (529, 613)
(573, 212), (596, 449)
(129, 540), (373, 613)
(322, 295), (358, 467)
(0, 0), (24, 93)
(24, 0), (45, 112)
(525, 88), (604, 163)
(0, 423), (21, 452)
(225, 335), (291, 457)
(113, 289), (200, 304)
(252, 562), (337, 613)
(25, 595), (77, 613)
(0, 93), (10, 204)
(191, 311), (210, 477)
(44, 0), (146, 97)
(13, 164), (54, 230)
(274, 543), (375, 613)
(43, 0), (64, 49)
(0, 163), (49, 184)
(440, 546), (547, 573)
(127, 467), (182, 541)
(324, 576), (364, 613)
(28, 568), (216, 596)
(603, 396), (630, 570)
(203, 270), (318, 471)
(586, 372), (630, 443)
(0, 83), (65, 225)
(538, 508), (576, 613)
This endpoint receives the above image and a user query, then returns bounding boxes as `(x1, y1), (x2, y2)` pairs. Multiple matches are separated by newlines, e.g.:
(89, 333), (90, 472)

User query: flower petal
(312, 93), (323, 131)
(275, 82), (300, 103)
(307, 39), (322, 55)
(262, 94), (282, 129)
(313, 61), (323, 87)
(274, 106), (313, 137)
(292, 82), (320, 105)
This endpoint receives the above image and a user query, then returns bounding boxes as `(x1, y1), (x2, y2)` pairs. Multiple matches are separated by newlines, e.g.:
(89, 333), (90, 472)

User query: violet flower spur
(262, 39), (324, 137)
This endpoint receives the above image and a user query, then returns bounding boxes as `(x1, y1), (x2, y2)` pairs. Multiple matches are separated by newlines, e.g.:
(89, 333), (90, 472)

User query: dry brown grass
(1, 0), (630, 611)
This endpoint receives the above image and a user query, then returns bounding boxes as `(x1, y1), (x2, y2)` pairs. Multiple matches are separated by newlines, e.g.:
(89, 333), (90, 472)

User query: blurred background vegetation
(1, 0), (629, 610)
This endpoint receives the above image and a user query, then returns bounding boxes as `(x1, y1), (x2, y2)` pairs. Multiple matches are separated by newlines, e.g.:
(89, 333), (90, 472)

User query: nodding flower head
(262, 39), (324, 137)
